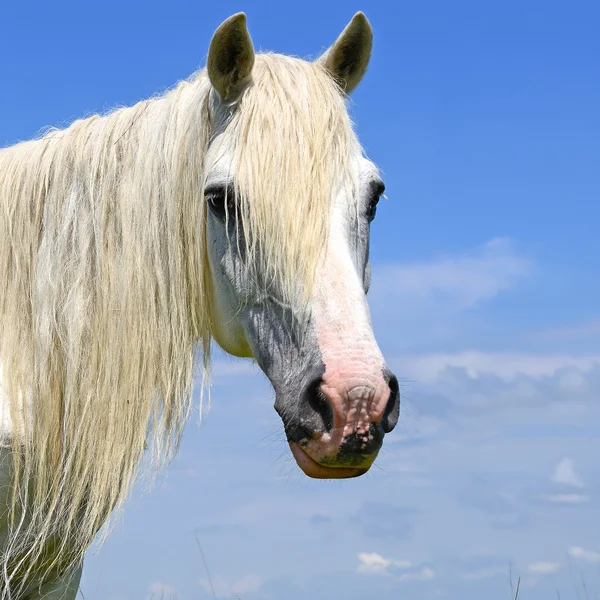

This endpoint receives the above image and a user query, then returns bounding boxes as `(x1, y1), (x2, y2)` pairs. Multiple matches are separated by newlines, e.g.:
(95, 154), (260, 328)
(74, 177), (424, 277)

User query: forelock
(210, 53), (363, 309)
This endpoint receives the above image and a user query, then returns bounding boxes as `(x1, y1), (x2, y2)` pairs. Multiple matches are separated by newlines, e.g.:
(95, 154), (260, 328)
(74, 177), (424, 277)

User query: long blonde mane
(0, 54), (358, 595)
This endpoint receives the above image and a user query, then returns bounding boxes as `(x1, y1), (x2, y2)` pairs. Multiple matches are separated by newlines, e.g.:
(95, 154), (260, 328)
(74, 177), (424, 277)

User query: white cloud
(372, 237), (532, 312)
(527, 562), (561, 575)
(568, 546), (600, 563)
(356, 553), (434, 582)
(357, 552), (391, 573)
(357, 552), (411, 574)
(531, 319), (600, 342)
(552, 458), (585, 488)
(397, 567), (436, 582)
(392, 352), (600, 383)
(543, 493), (590, 505)
(558, 370), (589, 392)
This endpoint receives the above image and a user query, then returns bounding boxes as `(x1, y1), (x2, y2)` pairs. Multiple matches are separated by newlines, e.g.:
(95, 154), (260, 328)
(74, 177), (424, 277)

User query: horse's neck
(0, 445), (81, 599)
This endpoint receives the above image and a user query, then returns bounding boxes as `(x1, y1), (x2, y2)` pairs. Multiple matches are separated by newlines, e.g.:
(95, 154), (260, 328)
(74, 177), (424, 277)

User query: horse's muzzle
(279, 368), (400, 479)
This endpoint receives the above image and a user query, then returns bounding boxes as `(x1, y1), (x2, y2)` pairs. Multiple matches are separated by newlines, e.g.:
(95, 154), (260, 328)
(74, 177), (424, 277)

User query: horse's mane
(0, 53), (358, 595)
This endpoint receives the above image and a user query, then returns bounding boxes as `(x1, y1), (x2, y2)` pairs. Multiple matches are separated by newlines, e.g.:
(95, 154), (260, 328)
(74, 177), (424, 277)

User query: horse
(0, 12), (400, 599)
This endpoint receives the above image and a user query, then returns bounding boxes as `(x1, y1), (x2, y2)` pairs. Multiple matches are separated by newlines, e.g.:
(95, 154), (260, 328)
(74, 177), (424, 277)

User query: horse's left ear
(207, 13), (255, 103)
(317, 12), (373, 94)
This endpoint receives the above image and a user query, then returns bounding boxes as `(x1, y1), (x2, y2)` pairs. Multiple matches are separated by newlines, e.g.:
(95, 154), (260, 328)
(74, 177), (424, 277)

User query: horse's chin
(289, 442), (369, 479)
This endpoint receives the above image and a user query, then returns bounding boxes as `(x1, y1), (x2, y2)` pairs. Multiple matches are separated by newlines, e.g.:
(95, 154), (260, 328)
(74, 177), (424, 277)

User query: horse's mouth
(289, 442), (369, 479)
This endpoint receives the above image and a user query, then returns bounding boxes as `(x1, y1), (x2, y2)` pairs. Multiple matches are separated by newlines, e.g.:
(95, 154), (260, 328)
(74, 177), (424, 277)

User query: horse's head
(202, 13), (399, 479)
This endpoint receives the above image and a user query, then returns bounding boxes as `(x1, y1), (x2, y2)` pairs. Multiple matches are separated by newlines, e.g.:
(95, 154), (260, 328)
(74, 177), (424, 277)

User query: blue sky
(2, 1), (599, 598)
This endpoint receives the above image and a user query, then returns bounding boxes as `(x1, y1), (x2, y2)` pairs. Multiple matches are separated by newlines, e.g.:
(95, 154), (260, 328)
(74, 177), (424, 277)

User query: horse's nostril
(381, 371), (400, 433)
(304, 377), (334, 433)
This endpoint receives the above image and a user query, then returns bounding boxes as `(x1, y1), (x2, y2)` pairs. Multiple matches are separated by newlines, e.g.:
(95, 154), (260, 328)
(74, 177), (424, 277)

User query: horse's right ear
(317, 12), (373, 94)
(207, 13), (255, 104)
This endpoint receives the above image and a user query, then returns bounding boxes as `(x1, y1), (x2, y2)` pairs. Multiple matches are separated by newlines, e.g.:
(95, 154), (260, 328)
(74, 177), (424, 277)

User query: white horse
(0, 12), (399, 599)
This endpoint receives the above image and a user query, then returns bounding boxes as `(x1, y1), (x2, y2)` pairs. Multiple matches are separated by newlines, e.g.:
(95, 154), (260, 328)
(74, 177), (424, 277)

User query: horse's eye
(205, 185), (235, 220)
(367, 181), (385, 223)
(367, 196), (380, 222)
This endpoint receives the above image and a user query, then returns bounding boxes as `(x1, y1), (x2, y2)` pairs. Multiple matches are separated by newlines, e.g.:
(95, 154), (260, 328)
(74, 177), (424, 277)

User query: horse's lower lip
(289, 442), (368, 479)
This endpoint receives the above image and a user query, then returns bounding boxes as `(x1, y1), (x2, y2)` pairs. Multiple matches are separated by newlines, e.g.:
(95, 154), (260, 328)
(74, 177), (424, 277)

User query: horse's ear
(207, 13), (255, 103)
(317, 12), (373, 94)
